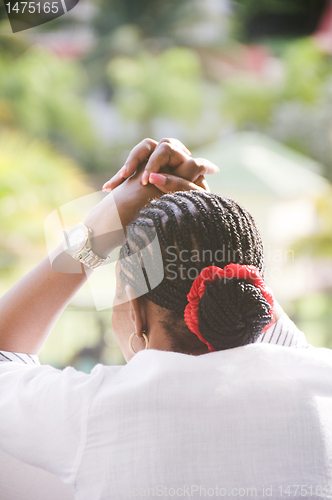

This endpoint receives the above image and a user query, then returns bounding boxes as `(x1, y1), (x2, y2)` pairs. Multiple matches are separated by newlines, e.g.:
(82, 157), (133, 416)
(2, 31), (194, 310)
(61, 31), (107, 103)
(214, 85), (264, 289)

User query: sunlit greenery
(219, 38), (332, 179)
(0, 129), (92, 290)
(293, 292), (332, 349)
(221, 76), (280, 127)
(0, 46), (95, 165)
(220, 38), (329, 124)
(293, 190), (332, 257)
(108, 47), (204, 135)
(1, 0), (332, 366)
(283, 39), (330, 103)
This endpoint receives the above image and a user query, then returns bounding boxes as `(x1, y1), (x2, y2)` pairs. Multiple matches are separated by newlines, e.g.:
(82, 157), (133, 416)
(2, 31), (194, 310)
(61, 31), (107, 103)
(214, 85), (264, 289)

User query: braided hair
(119, 191), (272, 353)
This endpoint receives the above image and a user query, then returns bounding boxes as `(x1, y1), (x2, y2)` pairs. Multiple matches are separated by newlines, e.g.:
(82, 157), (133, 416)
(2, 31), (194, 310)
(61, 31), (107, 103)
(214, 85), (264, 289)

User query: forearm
(0, 137), (207, 356)
(0, 182), (160, 355)
(0, 246), (88, 354)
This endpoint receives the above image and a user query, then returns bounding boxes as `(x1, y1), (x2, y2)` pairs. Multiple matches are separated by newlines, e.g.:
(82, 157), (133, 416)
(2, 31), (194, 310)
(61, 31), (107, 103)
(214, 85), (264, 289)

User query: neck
(146, 301), (210, 356)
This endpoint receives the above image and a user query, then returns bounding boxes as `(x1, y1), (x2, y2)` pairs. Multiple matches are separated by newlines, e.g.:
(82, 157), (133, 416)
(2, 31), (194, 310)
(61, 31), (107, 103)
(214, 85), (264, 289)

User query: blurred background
(1, 0), (332, 371)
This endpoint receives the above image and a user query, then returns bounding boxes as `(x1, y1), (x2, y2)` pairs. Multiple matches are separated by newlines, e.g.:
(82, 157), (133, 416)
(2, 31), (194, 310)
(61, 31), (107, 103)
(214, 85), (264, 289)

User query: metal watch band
(64, 223), (112, 270)
(74, 248), (111, 270)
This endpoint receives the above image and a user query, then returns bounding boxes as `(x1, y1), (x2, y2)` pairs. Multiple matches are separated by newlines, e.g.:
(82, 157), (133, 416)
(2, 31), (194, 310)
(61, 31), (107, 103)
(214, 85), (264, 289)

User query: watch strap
(65, 223), (111, 270)
(73, 247), (111, 270)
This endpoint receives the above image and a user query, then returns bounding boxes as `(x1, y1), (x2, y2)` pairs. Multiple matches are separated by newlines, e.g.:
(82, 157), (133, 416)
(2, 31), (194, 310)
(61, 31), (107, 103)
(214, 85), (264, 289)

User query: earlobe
(129, 331), (149, 354)
(125, 285), (147, 338)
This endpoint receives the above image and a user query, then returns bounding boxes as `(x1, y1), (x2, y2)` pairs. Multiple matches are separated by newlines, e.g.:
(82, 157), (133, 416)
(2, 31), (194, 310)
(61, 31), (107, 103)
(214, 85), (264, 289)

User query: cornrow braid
(119, 191), (268, 353)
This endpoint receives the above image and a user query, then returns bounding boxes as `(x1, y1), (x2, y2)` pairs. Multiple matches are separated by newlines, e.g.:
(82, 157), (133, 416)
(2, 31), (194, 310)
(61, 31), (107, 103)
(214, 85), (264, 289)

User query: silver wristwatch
(64, 223), (111, 270)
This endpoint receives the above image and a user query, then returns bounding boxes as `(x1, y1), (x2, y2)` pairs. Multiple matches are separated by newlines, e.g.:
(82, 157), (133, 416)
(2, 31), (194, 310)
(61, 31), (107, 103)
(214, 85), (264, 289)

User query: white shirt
(1, 315), (331, 500)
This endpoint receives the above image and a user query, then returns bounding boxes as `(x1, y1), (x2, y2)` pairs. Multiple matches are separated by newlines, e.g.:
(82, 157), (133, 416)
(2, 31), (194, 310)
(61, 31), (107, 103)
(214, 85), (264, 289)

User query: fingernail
(119, 166), (127, 178)
(215, 166), (220, 172)
(149, 173), (166, 186)
(102, 182), (110, 190)
(141, 171), (149, 186)
(102, 186), (112, 192)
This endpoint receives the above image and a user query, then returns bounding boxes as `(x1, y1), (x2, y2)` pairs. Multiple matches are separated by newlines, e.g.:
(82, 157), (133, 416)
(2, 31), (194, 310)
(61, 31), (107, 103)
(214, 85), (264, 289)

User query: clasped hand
(84, 138), (219, 256)
(102, 137), (219, 193)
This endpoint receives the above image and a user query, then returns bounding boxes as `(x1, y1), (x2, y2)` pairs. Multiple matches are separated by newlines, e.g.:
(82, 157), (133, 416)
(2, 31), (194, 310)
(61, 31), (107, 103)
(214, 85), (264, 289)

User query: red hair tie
(184, 264), (275, 352)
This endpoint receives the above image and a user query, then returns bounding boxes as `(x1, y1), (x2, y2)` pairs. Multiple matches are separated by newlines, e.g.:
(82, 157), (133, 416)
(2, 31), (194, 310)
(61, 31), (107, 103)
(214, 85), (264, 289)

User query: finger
(172, 158), (219, 183)
(195, 175), (210, 192)
(102, 171), (124, 192)
(103, 160), (148, 192)
(148, 172), (206, 194)
(158, 138), (191, 156)
(102, 138), (157, 191)
(141, 142), (190, 186)
(122, 138), (157, 178)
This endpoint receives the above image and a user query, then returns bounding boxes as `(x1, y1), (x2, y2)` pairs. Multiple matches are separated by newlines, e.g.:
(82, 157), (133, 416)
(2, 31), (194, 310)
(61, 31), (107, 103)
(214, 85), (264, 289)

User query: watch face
(65, 224), (88, 255)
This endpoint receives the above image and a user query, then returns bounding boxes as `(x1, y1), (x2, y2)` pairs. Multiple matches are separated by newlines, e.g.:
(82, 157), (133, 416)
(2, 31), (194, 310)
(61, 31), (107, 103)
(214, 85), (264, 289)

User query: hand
(102, 138), (219, 193)
(85, 138), (219, 258)
(84, 161), (214, 259)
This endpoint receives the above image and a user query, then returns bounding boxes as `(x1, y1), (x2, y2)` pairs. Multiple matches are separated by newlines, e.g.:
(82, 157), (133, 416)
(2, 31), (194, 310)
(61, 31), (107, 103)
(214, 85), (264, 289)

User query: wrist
(83, 174), (161, 258)
(85, 183), (160, 250)
(112, 181), (160, 227)
(83, 193), (124, 258)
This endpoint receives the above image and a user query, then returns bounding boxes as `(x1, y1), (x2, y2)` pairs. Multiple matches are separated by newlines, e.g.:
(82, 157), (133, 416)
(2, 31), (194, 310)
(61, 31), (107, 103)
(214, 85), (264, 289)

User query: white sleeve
(0, 357), (105, 486)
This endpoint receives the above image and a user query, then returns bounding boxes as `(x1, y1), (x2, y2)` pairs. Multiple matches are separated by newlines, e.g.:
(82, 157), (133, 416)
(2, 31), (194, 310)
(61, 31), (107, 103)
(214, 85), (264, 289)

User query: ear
(125, 285), (147, 338)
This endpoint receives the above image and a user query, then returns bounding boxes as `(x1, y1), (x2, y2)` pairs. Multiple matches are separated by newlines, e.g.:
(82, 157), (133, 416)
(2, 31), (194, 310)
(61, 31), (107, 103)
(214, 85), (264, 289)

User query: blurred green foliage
(39, 307), (125, 371)
(0, 45), (95, 166)
(233, 0), (326, 40)
(221, 38), (329, 126)
(0, 35), (95, 289)
(92, 0), (191, 38)
(283, 38), (330, 103)
(221, 77), (280, 127)
(0, 129), (91, 289)
(0, 0), (332, 364)
(108, 47), (203, 135)
(293, 292), (332, 349)
(293, 190), (332, 258)
(234, 0), (323, 17)
(220, 38), (332, 179)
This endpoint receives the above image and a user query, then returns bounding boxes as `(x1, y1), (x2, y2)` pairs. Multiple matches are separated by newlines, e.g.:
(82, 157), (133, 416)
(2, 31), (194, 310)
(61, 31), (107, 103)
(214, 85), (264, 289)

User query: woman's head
(114, 191), (272, 358)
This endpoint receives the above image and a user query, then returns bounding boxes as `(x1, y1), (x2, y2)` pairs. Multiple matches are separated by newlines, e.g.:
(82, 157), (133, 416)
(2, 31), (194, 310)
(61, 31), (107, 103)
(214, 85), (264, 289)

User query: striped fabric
(0, 351), (40, 365)
(256, 314), (309, 348)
